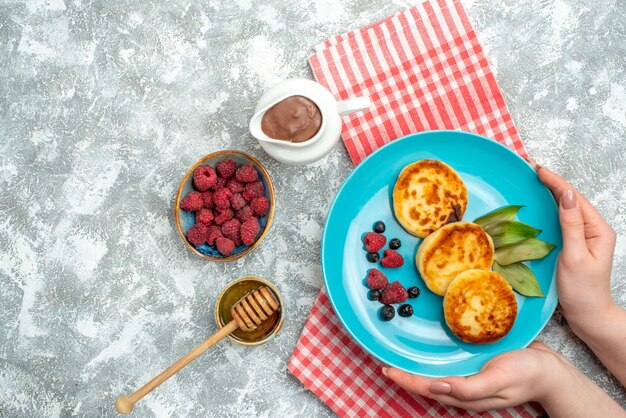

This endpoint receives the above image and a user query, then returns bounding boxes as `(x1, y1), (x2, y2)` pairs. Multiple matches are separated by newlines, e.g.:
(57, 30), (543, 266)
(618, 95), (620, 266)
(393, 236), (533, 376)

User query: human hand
(383, 341), (625, 416)
(536, 166), (617, 333)
(382, 341), (565, 411)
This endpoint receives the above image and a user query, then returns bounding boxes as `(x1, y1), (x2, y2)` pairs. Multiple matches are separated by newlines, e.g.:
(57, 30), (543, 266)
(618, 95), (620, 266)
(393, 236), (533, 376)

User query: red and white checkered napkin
(288, 0), (543, 417)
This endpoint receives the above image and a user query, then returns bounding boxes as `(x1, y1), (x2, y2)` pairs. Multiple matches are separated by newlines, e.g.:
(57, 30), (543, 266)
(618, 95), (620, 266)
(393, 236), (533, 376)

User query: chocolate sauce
(261, 95), (322, 143)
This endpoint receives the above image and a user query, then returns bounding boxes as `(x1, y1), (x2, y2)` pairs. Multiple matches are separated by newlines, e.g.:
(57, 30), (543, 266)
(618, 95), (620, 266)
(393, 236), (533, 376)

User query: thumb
(559, 189), (587, 256)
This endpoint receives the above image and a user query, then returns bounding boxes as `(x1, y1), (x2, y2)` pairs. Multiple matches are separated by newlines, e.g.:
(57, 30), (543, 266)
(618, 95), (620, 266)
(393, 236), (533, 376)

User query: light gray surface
(0, 0), (624, 416)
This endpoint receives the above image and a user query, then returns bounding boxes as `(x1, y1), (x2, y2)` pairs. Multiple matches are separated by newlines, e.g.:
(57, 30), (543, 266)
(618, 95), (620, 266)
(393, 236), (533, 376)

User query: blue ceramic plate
(174, 151), (275, 262)
(321, 131), (561, 377)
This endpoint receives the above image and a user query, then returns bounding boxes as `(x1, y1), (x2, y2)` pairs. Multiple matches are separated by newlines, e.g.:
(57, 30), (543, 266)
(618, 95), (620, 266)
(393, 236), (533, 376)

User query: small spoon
(115, 287), (280, 414)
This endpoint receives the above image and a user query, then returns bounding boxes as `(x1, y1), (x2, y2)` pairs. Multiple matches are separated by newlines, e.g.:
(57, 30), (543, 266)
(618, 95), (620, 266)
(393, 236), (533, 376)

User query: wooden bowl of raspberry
(174, 150), (275, 261)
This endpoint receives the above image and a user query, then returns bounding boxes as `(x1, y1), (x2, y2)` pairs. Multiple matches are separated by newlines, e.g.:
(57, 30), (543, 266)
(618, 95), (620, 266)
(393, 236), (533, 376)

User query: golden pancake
(443, 269), (517, 344)
(416, 222), (494, 296)
(393, 160), (467, 238)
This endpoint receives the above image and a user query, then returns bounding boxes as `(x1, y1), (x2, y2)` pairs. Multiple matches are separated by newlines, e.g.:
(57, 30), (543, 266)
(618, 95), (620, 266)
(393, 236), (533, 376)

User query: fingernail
(381, 367), (388, 377)
(430, 381), (451, 394)
(561, 189), (577, 210)
(527, 157), (540, 170)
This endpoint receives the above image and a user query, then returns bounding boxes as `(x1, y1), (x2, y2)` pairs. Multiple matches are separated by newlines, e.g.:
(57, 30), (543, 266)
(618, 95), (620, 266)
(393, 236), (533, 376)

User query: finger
(525, 156), (539, 170)
(414, 393), (506, 412)
(558, 189), (589, 257)
(537, 167), (612, 256)
(528, 340), (551, 352)
(537, 167), (611, 242)
(383, 367), (433, 396)
(432, 367), (509, 402)
(383, 368), (502, 411)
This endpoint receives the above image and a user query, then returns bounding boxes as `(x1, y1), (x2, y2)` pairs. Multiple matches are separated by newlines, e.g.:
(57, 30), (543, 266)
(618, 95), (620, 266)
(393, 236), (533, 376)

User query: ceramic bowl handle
(337, 97), (371, 116)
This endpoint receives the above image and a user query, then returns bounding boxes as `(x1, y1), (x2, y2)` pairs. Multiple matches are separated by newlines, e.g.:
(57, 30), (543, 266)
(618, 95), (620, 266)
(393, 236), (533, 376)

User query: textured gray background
(0, 0), (624, 416)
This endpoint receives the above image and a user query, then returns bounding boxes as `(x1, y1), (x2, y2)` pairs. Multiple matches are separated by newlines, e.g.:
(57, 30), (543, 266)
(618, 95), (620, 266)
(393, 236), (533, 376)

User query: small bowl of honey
(215, 276), (284, 346)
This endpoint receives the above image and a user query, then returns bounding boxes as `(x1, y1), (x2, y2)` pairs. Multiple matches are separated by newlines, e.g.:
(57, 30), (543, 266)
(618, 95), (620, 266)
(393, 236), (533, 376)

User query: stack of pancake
(393, 160), (517, 344)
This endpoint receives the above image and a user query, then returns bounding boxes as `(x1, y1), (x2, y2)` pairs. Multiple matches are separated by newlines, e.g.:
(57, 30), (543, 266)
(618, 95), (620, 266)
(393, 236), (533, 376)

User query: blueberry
(380, 305), (395, 321)
(398, 304), (413, 317)
(366, 252), (380, 263)
(369, 289), (381, 301)
(373, 221), (386, 233)
(389, 238), (401, 249)
(408, 287), (421, 298)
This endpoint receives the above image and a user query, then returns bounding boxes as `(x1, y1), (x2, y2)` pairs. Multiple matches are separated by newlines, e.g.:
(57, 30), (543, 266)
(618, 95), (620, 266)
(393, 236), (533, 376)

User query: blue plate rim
(321, 129), (559, 377)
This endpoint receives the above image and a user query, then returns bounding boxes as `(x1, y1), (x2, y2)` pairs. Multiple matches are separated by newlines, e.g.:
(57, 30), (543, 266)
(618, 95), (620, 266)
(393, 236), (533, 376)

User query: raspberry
(250, 196), (269, 216)
(366, 269), (388, 290)
(201, 191), (213, 209)
(186, 223), (208, 247)
(210, 176), (227, 192)
(363, 232), (386, 252)
(214, 208), (234, 225)
(216, 159), (236, 179)
(215, 237), (235, 256)
(235, 164), (259, 183)
(206, 225), (223, 245)
(381, 281), (408, 304)
(235, 205), (255, 222)
(226, 179), (245, 194)
(221, 219), (241, 243)
(180, 192), (203, 212)
(193, 165), (217, 191)
(243, 181), (265, 201)
(230, 193), (247, 211)
(240, 218), (260, 245)
(196, 208), (214, 225)
(213, 187), (232, 209)
(381, 249), (404, 268)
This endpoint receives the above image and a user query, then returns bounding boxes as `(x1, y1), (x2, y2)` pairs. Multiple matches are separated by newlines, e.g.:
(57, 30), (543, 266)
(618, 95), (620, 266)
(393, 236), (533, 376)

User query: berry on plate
(408, 287), (421, 298)
(366, 269), (388, 290)
(366, 252), (380, 263)
(381, 281), (408, 304)
(381, 249), (404, 268)
(380, 305), (395, 321)
(389, 238), (401, 249)
(363, 232), (386, 252)
(373, 221), (386, 233)
(398, 304), (413, 317)
(369, 289), (382, 301)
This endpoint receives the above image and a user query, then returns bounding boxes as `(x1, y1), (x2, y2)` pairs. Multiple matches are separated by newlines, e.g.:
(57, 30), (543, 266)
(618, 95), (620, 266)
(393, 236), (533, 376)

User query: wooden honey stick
(115, 287), (279, 414)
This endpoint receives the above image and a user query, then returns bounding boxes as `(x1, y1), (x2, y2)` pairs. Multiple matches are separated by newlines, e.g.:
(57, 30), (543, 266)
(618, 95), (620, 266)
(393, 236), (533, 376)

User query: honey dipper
(115, 287), (279, 414)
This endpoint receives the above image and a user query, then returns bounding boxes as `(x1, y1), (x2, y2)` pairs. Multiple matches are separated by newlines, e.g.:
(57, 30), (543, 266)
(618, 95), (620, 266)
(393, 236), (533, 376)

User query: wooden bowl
(174, 150), (275, 262)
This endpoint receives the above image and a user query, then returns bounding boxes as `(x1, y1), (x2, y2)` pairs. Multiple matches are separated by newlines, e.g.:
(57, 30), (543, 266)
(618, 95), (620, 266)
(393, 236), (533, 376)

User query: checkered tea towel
(288, 1), (542, 417)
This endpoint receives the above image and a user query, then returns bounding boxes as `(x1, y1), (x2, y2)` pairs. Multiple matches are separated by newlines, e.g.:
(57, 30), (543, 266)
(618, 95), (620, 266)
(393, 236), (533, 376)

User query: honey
(216, 277), (282, 345)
